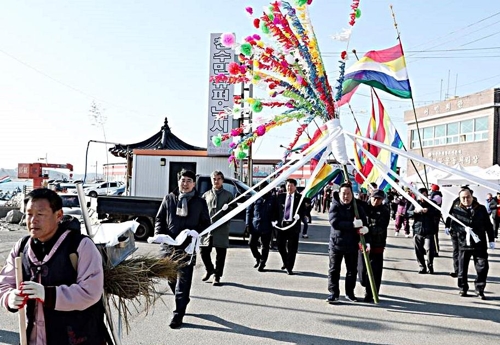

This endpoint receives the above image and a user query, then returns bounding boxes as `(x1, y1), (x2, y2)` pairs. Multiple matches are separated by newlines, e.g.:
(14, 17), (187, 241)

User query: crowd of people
(0, 169), (498, 341)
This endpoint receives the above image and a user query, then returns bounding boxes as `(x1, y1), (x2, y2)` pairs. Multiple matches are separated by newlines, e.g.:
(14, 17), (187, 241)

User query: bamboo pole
(14, 256), (27, 345)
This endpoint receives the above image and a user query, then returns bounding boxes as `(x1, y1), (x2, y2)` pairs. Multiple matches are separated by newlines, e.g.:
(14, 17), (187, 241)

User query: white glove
(187, 230), (199, 239)
(7, 289), (26, 309)
(353, 219), (363, 228)
(365, 243), (371, 252)
(359, 226), (369, 235)
(271, 221), (278, 227)
(293, 214), (300, 221)
(221, 204), (229, 211)
(444, 228), (450, 236)
(21, 281), (45, 303)
(490, 242), (496, 249)
(414, 206), (423, 214)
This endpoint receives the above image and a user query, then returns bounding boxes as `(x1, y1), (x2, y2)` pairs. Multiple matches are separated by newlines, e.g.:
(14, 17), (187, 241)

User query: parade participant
(486, 193), (498, 228)
(358, 189), (390, 303)
(276, 178), (305, 275)
(430, 184), (443, 255)
(394, 192), (411, 237)
(154, 169), (211, 329)
(0, 188), (107, 344)
(301, 196), (312, 238)
(445, 187), (495, 299)
(327, 183), (368, 303)
(245, 181), (279, 272)
(407, 188), (438, 274)
(495, 192), (500, 239)
(322, 186), (332, 213)
(200, 170), (234, 286)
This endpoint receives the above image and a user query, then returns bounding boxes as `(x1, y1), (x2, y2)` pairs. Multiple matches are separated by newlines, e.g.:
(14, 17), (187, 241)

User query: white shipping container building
(131, 150), (233, 197)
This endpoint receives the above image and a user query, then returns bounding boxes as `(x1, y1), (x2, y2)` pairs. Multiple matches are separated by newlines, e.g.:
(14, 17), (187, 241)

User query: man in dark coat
(275, 178), (305, 275)
(485, 193), (498, 238)
(327, 183), (368, 303)
(445, 186), (495, 299)
(154, 169), (211, 329)
(246, 181), (279, 272)
(200, 170), (235, 286)
(407, 188), (439, 274)
(358, 189), (390, 303)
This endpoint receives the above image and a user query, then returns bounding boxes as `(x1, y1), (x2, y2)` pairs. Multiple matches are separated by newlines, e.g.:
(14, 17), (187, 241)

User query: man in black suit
(276, 178), (305, 275)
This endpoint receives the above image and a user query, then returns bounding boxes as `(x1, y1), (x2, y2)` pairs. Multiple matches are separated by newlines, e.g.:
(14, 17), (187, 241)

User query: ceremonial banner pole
(14, 256), (27, 345)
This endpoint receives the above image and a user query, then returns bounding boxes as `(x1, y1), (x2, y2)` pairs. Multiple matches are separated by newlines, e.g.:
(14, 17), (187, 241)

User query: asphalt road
(1, 211), (499, 345)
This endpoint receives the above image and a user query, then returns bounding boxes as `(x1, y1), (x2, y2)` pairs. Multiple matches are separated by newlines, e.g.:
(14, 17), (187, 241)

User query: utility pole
(237, 67), (253, 185)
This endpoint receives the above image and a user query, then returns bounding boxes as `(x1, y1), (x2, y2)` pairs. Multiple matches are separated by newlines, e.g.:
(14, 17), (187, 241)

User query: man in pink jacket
(0, 188), (107, 344)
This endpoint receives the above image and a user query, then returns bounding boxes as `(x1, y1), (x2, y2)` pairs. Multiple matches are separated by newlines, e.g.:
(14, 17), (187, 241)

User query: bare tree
(89, 101), (109, 181)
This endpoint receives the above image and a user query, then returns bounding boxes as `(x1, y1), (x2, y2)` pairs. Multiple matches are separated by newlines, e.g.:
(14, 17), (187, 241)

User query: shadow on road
(222, 282), (327, 300)
(186, 313), (386, 345)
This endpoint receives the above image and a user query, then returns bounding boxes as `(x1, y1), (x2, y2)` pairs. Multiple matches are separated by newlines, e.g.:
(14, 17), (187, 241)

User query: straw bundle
(103, 254), (185, 332)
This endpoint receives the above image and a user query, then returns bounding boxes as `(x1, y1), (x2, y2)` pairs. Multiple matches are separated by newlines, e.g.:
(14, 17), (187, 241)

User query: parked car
(84, 181), (123, 198)
(59, 193), (84, 222)
(107, 184), (126, 196)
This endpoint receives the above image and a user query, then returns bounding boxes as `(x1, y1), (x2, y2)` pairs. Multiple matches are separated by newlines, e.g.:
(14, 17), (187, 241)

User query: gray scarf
(177, 189), (196, 217)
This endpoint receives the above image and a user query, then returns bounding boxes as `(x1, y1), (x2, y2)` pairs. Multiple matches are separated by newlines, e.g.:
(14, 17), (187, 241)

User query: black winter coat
(407, 200), (438, 236)
(445, 199), (494, 250)
(155, 189), (211, 254)
(246, 193), (279, 234)
(328, 192), (368, 252)
(365, 203), (390, 249)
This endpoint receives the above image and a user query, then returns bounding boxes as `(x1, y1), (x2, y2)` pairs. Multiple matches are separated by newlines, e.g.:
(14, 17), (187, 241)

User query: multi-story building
(404, 88), (500, 176)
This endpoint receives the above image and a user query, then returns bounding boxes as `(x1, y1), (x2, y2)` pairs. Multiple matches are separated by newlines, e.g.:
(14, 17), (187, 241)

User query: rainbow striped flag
(339, 44), (411, 103)
(361, 92), (404, 191)
(304, 164), (343, 199)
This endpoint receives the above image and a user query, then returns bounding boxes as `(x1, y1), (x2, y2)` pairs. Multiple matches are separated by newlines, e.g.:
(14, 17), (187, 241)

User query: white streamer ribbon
(148, 229), (200, 263)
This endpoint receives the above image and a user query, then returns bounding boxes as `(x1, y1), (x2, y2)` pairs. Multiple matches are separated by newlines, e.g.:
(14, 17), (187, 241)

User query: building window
(411, 116), (488, 149)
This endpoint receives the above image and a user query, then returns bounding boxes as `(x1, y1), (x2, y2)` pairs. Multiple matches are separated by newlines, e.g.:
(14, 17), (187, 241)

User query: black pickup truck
(96, 175), (255, 241)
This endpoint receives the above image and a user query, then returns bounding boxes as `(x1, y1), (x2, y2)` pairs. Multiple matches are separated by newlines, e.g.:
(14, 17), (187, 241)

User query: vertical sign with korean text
(207, 33), (235, 156)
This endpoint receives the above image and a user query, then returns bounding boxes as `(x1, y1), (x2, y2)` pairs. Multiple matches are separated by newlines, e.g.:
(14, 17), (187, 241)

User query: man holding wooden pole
(0, 188), (107, 344)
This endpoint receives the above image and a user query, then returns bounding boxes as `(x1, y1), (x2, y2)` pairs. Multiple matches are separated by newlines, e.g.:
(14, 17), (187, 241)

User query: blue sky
(1, 0), (499, 174)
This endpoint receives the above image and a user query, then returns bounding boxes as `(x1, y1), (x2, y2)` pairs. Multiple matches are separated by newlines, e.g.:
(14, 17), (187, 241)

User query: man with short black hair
(155, 169), (211, 328)
(445, 187), (495, 299)
(327, 183), (368, 303)
(276, 178), (305, 275)
(358, 189), (390, 303)
(408, 188), (438, 274)
(201, 170), (234, 286)
(0, 188), (106, 344)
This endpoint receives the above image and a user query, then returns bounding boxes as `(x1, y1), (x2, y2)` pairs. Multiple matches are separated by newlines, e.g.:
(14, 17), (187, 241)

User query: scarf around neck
(177, 189), (196, 217)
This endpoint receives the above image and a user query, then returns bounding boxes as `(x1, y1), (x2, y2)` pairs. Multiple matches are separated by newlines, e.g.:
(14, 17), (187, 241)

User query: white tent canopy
(404, 163), (485, 185)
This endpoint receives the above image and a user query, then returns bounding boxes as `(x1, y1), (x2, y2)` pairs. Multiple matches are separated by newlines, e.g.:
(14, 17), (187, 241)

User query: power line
(0, 48), (153, 118)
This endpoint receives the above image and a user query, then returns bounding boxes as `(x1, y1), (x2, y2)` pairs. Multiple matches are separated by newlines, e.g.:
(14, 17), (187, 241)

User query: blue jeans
(301, 216), (309, 235)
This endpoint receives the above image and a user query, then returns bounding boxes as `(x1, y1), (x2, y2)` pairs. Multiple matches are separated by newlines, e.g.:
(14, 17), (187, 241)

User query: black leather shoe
(213, 276), (221, 286)
(286, 269), (294, 275)
(418, 268), (427, 274)
(459, 290), (468, 297)
(427, 265), (434, 274)
(253, 260), (260, 268)
(326, 294), (339, 304)
(363, 295), (374, 303)
(345, 295), (359, 302)
(450, 272), (458, 278)
(258, 264), (265, 272)
(281, 265), (286, 270)
(169, 314), (183, 329)
(475, 290), (486, 300)
(202, 271), (214, 282)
